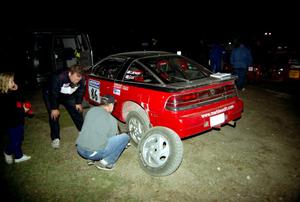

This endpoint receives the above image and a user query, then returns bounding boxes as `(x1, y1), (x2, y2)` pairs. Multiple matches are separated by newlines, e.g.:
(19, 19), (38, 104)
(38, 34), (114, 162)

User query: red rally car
(84, 51), (244, 176)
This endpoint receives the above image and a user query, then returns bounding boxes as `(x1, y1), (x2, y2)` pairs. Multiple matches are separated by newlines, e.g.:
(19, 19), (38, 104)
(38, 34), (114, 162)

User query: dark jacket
(43, 69), (85, 110)
(0, 90), (25, 128)
(230, 44), (253, 69)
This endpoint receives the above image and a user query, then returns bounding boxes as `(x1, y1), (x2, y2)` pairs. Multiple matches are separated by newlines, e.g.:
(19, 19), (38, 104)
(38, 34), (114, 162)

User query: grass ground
(0, 92), (134, 201)
(1, 85), (300, 201)
(1, 110), (136, 201)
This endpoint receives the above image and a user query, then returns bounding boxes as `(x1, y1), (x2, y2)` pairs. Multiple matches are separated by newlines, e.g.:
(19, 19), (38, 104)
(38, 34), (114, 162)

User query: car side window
(124, 62), (159, 84)
(92, 59), (124, 79)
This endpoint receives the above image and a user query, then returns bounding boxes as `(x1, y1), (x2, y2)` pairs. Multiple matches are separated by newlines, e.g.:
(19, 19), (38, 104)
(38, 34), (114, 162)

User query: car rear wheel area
(126, 108), (151, 146)
(138, 127), (183, 177)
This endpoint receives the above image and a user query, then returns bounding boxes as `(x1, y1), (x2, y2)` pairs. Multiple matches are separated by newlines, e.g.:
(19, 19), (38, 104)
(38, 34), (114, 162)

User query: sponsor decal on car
(113, 83), (122, 95)
(113, 88), (121, 95)
(201, 105), (234, 118)
(114, 83), (122, 88)
(88, 79), (100, 103)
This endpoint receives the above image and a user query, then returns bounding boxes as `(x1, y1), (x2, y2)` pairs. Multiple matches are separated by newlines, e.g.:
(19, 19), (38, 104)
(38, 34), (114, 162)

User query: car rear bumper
(155, 97), (243, 139)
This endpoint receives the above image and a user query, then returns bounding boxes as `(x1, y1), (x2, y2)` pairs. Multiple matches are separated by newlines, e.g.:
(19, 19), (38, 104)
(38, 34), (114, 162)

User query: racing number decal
(91, 88), (98, 100)
(88, 79), (100, 104)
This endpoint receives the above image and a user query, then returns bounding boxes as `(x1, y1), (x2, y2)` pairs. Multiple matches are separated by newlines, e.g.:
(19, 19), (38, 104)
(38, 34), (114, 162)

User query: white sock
(100, 159), (108, 165)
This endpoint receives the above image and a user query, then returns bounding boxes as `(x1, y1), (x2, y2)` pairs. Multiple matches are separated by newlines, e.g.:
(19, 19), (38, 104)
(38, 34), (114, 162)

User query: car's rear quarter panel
(113, 80), (243, 139)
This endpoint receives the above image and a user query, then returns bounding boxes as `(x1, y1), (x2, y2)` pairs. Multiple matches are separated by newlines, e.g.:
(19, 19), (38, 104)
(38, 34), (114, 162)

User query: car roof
(108, 51), (176, 60)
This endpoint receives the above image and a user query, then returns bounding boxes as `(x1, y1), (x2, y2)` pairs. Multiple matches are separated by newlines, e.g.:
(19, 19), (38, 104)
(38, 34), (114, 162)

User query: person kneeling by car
(76, 95), (130, 170)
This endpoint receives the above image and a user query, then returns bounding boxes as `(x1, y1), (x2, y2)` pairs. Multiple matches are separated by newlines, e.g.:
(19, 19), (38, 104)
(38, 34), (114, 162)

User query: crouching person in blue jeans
(76, 94), (129, 170)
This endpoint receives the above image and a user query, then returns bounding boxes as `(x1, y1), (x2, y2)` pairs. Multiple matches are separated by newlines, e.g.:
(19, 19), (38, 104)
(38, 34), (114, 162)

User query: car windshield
(137, 55), (211, 83)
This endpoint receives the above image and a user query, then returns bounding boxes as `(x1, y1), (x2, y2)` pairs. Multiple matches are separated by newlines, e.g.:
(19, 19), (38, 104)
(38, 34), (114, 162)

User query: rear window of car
(137, 55), (211, 83)
(123, 61), (160, 84)
(92, 58), (124, 79)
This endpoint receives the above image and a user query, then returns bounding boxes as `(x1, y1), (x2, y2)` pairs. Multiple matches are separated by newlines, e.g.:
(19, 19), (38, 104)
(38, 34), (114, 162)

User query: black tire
(126, 109), (150, 146)
(138, 126), (183, 177)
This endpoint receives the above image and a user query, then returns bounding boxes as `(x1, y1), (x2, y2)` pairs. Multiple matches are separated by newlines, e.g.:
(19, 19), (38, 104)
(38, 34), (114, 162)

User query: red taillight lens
(178, 93), (197, 102)
(166, 85), (237, 111)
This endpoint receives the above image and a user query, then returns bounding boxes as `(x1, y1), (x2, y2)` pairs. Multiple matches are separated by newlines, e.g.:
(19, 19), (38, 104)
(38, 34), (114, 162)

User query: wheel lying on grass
(138, 126), (183, 177)
(126, 110), (150, 146)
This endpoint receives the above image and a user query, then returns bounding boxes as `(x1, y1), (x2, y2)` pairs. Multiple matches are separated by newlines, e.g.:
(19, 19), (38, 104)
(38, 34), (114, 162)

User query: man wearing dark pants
(230, 43), (253, 91)
(42, 65), (85, 149)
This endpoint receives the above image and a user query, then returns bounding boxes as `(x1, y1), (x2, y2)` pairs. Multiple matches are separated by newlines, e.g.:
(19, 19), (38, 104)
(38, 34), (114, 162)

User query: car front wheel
(138, 126), (183, 177)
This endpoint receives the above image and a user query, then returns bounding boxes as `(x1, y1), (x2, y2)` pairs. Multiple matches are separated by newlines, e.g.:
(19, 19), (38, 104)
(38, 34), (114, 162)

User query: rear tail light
(166, 85), (237, 111)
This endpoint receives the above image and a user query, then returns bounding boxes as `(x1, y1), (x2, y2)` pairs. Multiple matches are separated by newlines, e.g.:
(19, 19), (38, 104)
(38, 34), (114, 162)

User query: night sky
(4, 2), (299, 40)
(2, 2), (300, 59)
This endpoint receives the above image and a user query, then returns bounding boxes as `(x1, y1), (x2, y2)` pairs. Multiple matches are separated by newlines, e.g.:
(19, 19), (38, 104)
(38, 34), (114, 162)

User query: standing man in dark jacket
(230, 43), (253, 91)
(43, 65), (85, 149)
(209, 42), (225, 73)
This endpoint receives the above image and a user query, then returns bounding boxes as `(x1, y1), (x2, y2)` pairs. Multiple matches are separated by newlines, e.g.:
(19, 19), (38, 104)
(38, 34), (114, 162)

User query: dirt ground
(1, 83), (300, 201)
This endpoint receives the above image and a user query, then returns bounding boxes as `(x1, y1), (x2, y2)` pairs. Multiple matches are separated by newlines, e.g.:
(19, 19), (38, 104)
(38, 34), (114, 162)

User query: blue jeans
(233, 68), (248, 90)
(77, 133), (130, 165)
(5, 125), (24, 159)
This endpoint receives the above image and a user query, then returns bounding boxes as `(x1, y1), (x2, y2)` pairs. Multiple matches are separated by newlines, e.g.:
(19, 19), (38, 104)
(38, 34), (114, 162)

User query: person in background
(42, 65), (85, 149)
(76, 94), (130, 170)
(0, 72), (31, 164)
(209, 42), (225, 73)
(230, 42), (253, 91)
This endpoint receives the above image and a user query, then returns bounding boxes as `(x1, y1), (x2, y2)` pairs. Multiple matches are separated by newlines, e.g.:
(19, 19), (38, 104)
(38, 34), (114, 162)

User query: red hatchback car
(84, 51), (244, 176)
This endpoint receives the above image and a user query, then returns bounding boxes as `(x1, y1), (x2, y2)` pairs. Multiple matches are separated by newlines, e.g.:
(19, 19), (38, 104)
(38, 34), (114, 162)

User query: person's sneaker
(95, 160), (115, 171)
(87, 160), (95, 166)
(51, 138), (60, 149)
(3, 152), (13, 164)
(15, 154), (31, 163)
(125, 142), (131, 149)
